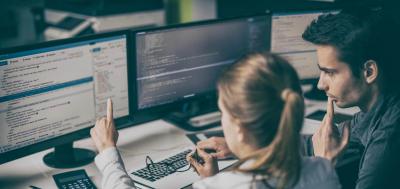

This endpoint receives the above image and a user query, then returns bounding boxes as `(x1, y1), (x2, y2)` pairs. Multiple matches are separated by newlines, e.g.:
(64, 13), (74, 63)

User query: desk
(0, 100), (359, 189)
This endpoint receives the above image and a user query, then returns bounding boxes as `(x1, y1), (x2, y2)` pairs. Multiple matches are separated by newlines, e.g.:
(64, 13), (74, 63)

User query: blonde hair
(217, 52), (304, 189)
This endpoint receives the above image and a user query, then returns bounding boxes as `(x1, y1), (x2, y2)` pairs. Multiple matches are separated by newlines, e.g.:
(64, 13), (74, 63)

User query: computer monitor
(0, 31), (131, 168)
(132, 15), (271, 130)
(270, 9), (338, 99)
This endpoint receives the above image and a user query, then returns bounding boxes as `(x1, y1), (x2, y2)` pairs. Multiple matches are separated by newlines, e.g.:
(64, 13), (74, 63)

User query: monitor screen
(135, 15), (271, 110)
(0, 34), (129, 155)
(271, 10), (337, 81)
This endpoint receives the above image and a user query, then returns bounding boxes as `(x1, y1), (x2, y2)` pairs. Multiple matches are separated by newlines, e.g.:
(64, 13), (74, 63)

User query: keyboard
(131, 149), (191, 182)
(129, 148), (201, 189)
(128, 147), (237, 189)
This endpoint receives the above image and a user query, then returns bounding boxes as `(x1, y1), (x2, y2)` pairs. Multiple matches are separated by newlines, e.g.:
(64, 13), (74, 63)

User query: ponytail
(237, 89), (304, 189)
(218, 52), (304, 189)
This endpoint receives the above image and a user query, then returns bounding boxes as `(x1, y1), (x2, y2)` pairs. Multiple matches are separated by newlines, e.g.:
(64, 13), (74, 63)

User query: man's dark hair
(302, 7), (400, 93)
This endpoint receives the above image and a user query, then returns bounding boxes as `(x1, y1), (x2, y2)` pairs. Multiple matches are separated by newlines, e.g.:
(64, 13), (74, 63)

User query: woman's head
(217, 52), (304, 188)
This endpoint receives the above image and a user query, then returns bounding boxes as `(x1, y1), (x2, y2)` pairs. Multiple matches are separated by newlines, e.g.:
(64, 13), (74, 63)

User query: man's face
(316, 45), (367, 108)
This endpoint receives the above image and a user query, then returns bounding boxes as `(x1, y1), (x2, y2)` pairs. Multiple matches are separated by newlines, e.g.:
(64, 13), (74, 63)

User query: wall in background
(165, 0), (216, 24)
(0, 0), (44, 48)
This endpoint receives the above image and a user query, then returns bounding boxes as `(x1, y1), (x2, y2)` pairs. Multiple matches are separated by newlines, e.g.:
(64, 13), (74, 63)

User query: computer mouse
(204, 149), (217, 154)
(191, 149), (205, 165)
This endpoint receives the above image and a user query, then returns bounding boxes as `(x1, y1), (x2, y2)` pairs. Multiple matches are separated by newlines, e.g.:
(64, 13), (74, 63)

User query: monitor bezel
(0, 30), (133, 165)
(130, 13), (272, 114)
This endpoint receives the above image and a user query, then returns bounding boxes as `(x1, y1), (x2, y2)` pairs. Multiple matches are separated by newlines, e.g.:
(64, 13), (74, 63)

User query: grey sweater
(193, 157), (340, 189)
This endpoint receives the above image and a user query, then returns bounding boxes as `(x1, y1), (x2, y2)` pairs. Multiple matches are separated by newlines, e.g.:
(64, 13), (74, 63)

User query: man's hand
(312, 97), (350, 163)
(187, 148), (219, 178)
(90, 98), (119, 153)
(196, 137), (233, 159)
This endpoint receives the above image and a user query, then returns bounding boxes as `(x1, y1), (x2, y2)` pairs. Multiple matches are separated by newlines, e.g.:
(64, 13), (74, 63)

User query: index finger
(197, 140), (215, 149)
(107, 98), (113, 121)
(326, 97), (335, 124)
(197, 137), (223, 149)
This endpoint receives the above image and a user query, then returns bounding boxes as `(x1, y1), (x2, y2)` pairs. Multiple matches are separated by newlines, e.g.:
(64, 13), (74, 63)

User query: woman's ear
(233, 118), (246, 143)
(363, 60), (378, 84)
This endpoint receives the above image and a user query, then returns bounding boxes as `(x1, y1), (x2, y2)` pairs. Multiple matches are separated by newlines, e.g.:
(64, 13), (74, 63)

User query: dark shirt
(304, 93), (400, 189)
(344, 93), (400, 189)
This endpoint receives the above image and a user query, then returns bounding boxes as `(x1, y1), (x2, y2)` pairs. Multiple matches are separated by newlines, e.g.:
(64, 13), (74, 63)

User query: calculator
(53, 169), (97, 189)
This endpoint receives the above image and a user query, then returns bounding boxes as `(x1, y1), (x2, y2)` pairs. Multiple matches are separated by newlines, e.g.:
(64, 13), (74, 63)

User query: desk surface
(0, 100), (359, 189)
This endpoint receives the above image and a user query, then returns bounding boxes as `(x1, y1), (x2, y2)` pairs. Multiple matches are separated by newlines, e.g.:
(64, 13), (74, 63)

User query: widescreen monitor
(133, 15), (271, 114)
(0, 31), (130, 168)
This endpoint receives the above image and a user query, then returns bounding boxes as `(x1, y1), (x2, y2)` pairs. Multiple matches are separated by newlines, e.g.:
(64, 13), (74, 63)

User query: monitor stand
(43, 142), (96, 169)
(304, 82), (327, 101)
(163, 100), (221, 131)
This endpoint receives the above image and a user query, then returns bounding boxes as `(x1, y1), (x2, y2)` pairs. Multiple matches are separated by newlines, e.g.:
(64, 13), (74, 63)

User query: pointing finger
(107, 98), (113, 121)
(326, 97), (335, 125)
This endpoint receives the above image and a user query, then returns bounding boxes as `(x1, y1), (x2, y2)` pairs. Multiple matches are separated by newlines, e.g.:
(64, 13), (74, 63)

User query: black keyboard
(131, 149), (192, 182)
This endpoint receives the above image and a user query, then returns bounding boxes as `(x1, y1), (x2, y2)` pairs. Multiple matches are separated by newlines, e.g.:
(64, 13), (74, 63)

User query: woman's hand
(187, 148), (219, 178)
(197, 137), (233, 159)
(90, 98), (119, 153)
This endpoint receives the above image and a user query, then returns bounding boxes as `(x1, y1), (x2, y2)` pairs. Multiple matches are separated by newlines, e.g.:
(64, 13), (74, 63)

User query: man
(198, 7), (400, 189)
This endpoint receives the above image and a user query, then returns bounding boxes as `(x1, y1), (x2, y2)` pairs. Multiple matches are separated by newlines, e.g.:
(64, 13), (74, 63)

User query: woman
(91, 52), (341, 189)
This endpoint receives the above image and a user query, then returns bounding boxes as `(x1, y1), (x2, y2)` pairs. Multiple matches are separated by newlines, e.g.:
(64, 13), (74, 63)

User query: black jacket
(305, 93), (400, 189)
